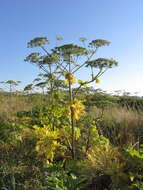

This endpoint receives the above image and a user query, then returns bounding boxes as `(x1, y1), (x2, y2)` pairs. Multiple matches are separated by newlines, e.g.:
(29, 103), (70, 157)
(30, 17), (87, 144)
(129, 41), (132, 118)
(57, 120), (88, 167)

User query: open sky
(1, 0), (143, 95)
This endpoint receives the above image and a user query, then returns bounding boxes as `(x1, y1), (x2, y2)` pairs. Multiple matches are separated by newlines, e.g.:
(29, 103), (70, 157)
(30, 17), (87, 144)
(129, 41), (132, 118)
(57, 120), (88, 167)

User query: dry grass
(1, 95), (143, 147)
(89, 106), (143, 147)
(0, 95), (36, 121)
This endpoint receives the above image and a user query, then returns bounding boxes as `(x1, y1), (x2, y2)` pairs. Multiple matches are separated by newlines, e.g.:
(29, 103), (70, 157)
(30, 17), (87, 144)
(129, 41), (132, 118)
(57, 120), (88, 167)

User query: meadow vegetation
(1, 36), (143, 190)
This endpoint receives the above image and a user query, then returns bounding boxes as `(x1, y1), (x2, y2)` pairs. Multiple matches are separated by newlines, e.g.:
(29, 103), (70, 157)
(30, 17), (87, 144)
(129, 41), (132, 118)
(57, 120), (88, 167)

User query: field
(1, 0), (143, 189)
(1, 91), (143, 190)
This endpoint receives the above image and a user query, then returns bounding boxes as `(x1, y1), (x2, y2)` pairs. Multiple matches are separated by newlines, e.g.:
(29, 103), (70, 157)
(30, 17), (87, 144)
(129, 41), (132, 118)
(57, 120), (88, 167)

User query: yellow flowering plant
(69, 99), (85, 120)
(95, 78), (100, 83)
(33, 125), (60, 162)
(26, 36), (118, 160)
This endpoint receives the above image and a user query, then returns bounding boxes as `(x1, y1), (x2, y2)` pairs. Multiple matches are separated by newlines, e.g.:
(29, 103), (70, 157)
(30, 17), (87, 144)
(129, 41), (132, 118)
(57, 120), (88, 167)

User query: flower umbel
(95, 78), (100, 84)
(65, 72), (76, 85)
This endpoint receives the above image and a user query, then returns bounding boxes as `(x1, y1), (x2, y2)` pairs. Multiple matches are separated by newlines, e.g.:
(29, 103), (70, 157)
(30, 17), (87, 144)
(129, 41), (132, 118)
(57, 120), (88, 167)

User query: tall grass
(1, 94), (143, 148)
(89, 106), (143, 148)
(0, 95), (42, 121)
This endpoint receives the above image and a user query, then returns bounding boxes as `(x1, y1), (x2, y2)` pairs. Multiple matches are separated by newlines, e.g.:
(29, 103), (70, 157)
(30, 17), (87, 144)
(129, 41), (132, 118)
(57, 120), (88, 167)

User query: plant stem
(68, 56), (75, 160)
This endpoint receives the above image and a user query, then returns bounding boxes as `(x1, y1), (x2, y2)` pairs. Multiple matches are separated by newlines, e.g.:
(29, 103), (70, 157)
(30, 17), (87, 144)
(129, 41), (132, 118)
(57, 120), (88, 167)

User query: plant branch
(73, 69), (103, 98)
(72, 50), (97, 74)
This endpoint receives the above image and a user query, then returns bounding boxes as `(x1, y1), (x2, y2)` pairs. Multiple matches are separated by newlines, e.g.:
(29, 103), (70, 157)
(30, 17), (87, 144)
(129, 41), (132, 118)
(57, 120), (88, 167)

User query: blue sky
(0, 0), (143, 95)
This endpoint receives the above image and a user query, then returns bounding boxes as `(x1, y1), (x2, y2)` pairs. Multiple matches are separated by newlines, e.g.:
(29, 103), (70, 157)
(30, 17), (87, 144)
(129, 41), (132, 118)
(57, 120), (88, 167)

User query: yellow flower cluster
(70, 99), (85, 120)
(65, 72), (76, 85)
(95, 78), (100, 84)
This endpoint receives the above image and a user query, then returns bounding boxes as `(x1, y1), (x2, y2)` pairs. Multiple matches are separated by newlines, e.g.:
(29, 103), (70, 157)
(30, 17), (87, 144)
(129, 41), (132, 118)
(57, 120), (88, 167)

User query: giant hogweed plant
(25, 36), (118, 160)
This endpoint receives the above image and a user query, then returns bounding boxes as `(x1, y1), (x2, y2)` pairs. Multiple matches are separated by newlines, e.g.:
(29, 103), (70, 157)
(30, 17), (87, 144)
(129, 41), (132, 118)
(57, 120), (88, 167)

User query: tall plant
(25, 36), (118, 159)
(0, 80), (21, 95)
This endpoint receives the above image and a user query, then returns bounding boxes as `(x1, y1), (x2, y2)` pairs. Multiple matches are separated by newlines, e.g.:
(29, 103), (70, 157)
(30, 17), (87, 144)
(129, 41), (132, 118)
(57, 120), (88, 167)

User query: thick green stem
(69, 81), (75, 160)
(49, 64), (54, 104)
(68, 56), (75, 160)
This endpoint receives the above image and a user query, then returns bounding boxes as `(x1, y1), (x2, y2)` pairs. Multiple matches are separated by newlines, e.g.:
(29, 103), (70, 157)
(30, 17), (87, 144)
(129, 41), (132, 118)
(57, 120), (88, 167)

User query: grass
(0, 95), (40, 122)
(1, 94), (143, 189)
(1, 95), (143, 145)
(89, 106), (143, 147)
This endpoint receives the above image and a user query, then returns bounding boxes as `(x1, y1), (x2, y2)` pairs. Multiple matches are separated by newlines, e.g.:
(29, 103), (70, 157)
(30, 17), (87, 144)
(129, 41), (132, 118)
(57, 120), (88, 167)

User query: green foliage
(96, 107), (143, 147)
(85, 91), (118, 108)
(33, 125), (64, 162)
(4, 35), (141, 189)
(2, 95), (143, 189)
(118, 96), (143, 111)
(78, 115), (109, 156)
(79, 144), (123, 179)
(0, 121), (46, 190)
(45, 171), (81, 190)
(45, 164), (85, 190)
(25, 35), (118, 161)
(17, 104), (68, 127)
